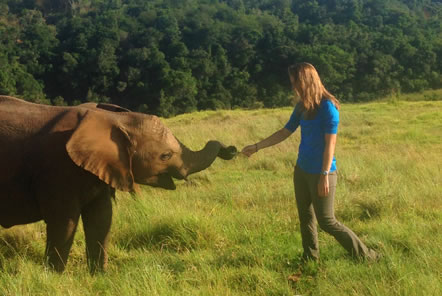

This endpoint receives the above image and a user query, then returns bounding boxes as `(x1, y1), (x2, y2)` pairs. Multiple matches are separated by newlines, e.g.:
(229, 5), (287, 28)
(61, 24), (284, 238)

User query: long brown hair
(288, 63), (340, 115)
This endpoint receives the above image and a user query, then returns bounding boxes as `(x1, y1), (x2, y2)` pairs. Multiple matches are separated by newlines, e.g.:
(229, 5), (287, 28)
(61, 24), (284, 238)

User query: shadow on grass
(337, 198), (383, 222)
(116, 217), (221, 253)
(355, 199), (383, 220)
(0, 227), (45, 267)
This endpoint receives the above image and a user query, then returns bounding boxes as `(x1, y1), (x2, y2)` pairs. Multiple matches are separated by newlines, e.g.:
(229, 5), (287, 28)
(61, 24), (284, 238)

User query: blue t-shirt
(284, 99), (339, 174)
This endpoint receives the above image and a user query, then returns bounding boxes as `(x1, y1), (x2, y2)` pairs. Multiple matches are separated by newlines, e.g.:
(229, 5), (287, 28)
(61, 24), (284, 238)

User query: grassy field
(1, 91), (441, 295)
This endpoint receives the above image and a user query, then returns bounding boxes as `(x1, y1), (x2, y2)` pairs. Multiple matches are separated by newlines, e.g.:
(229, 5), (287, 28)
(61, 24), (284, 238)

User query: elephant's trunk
(178, 140), (237, 177)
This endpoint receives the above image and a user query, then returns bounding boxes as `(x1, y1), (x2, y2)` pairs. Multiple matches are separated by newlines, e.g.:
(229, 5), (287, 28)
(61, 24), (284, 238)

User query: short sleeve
(322, 100), (339, 134)
(284, 103), (301, 132)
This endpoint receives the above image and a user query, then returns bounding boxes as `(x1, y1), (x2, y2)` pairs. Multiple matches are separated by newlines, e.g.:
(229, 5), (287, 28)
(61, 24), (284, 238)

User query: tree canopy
(1, 0), (441, 116)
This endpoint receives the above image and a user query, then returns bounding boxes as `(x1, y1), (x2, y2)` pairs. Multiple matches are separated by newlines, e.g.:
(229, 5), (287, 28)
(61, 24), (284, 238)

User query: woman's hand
(318, 175), (329, 197)
(241, 144), (258, 157)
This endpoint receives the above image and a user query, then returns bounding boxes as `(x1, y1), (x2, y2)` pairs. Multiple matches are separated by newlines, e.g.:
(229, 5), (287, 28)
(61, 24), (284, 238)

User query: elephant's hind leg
(81, 193), (113, 274)
(44, 209), (81, 273)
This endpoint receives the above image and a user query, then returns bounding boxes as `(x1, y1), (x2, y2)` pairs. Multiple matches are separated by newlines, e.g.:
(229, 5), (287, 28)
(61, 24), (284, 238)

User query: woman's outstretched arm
(241, 128), (292, 157)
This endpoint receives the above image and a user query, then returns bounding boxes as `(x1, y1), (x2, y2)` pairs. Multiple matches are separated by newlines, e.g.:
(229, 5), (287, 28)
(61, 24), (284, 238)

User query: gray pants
(294, 166), (371, 260)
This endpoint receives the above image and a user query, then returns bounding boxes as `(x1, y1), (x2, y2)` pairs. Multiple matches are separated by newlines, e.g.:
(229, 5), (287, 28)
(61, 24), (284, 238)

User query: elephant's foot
(82, 194), (113, 274)
(86, 246), (108, 275)
(46, 247), (69, 273)
(45, 215), (80, 273)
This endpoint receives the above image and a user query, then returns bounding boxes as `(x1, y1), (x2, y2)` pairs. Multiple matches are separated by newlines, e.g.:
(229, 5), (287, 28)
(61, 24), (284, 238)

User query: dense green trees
(1, 0), (441, 116)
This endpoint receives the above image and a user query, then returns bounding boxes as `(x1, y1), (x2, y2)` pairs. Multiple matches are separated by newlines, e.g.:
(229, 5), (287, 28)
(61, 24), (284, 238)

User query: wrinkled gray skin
(0, 96), (236, 273)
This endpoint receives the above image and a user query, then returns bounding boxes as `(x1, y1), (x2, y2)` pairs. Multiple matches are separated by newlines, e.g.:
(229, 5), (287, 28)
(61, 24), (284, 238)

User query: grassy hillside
(1, 95), (441, 295)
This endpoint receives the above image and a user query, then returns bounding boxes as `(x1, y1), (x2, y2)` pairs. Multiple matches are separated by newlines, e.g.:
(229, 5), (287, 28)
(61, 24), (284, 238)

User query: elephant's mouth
(139, 173), (176, 190)
(154, 173), (176, 190)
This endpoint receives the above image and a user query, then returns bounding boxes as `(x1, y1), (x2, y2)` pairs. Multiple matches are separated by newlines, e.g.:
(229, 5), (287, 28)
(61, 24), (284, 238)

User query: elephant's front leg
(81, 193), (113, 274)
(44, 210), (81, 273)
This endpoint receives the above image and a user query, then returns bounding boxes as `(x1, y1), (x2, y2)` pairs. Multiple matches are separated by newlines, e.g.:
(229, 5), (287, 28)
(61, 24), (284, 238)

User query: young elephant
(0, 96), (236, 273)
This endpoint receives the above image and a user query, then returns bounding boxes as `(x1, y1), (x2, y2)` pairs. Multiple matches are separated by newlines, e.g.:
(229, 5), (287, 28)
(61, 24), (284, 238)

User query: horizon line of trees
(1, 0), (441, 117)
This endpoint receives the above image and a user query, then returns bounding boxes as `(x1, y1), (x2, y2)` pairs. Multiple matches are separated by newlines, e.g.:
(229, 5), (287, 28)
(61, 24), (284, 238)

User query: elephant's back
(0, 97), (86, 181)
(0, 96), (46, 111)
(0, 96), (82, 140)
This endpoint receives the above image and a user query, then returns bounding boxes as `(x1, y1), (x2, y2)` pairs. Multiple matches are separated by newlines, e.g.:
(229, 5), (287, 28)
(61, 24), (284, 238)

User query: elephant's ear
(66, 112), (136, 192)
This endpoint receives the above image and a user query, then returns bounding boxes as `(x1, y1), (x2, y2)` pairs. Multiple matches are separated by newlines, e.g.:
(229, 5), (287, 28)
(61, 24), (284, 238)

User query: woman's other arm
(318, 133), (337, 197)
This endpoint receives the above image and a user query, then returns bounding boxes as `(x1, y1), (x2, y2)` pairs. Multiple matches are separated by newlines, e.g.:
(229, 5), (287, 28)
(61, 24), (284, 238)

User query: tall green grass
(1, 92), (441, 295)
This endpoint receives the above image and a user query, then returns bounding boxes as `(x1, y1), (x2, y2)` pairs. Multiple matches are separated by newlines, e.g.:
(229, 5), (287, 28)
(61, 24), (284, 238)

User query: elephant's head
(66, 108), (236, 191)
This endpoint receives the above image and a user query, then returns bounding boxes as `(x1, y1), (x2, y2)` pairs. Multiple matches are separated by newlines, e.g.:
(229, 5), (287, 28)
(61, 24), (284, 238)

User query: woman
(242, 62), (378, 262)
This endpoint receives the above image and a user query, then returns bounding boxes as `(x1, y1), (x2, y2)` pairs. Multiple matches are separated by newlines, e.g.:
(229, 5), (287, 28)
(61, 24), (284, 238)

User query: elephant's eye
(160, 152), (173, 161)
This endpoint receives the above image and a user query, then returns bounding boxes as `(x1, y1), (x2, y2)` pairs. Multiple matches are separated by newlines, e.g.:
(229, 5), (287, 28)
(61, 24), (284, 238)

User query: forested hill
(1, 0), (441, 116)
